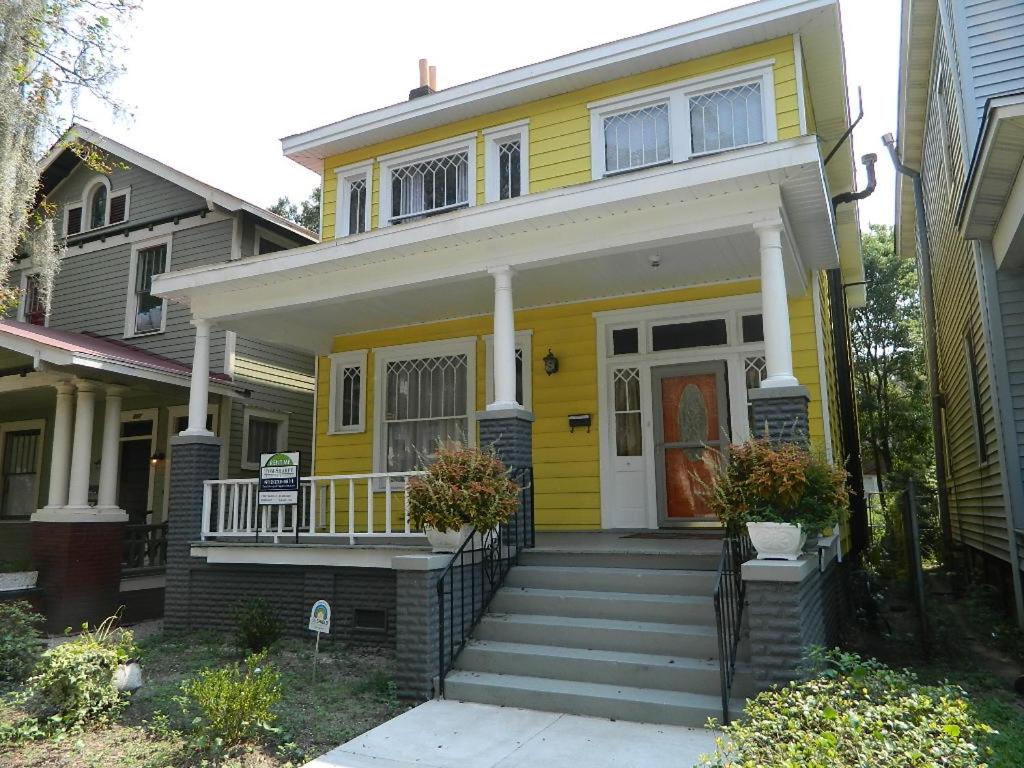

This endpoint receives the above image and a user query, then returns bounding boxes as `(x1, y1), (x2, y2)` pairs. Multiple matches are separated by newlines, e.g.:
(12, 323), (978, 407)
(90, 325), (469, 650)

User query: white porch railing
(201, 472), (426, 544)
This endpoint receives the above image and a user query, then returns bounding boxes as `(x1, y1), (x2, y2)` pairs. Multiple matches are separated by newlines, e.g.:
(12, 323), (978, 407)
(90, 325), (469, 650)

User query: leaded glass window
(689, 82), (764, 155)
(389, 151), (469, 223)
(384, 354), (469, 471)
(614, 368), (643, 457)
(498, 140), (521, 200)
(335, 365), (361, 429)
(603, 103), (671, 175)
(348, 178), (367, 234)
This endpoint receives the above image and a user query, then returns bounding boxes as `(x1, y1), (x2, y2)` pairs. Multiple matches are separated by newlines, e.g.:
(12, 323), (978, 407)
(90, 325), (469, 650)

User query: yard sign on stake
(258, 452), (300, 506)
(309, 599), (331, 681)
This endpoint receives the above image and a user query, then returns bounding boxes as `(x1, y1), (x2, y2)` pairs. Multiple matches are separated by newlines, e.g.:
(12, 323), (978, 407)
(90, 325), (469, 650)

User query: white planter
(0, 571), (38, 592)
(112, 662), (143, 692)
(424, 524), (473, 553)
(747, 522), (806, 561)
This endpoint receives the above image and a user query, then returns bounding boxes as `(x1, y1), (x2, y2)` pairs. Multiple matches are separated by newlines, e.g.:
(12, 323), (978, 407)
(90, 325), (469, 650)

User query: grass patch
(0, 630), (407, 767)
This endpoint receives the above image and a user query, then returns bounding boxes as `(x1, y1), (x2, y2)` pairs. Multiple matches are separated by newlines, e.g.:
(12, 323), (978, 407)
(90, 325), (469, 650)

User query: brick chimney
(409, 58), (436, 100)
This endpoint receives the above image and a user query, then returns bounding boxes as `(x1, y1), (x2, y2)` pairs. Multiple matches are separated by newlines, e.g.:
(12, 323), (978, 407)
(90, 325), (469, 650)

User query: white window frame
(484, 120), (530, 203)
(378, 133), (477, 227)
(372, 337), (477, 474)
(328, 349), (368, 434)
(241, 407), (289, 471)
(334, 162), (373, 237)
(0, 419), (46, 518)
(588, 61), (776, 179)
(484, 330), (533, 409)
(16, 270), (48, 326)
(253, 225), (295, 255)
(124, 235), (172, 338)
(66, 175), (131, 234)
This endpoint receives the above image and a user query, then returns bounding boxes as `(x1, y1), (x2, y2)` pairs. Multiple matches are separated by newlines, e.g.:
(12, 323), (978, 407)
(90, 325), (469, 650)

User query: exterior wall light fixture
(543, 349), (559, 375)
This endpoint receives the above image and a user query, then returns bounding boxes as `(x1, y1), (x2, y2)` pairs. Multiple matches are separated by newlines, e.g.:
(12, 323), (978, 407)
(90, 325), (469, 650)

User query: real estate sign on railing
(258, 452), (300, 505)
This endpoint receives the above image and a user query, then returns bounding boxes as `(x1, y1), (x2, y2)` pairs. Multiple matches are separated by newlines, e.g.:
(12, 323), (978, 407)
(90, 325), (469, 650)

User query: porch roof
(154, 137), (840, 354)
(0, 320), (235, 393)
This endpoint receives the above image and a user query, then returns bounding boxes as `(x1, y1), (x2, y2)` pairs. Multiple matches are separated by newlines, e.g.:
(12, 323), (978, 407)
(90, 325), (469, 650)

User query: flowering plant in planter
(407, 446), (520, 551)
(703, 439), (848, 558)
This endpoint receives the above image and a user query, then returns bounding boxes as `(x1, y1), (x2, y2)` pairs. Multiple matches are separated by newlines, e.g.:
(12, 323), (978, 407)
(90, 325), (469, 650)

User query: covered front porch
(156, 135), (844, 540)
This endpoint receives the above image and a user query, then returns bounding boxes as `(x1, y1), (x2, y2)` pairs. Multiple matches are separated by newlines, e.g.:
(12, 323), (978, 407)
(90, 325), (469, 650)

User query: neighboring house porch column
(182, 317), (214, 436)
(45, 380), (75, 508)
(488, 265), (520, 412)
(97, 385), (128, 509)
(67, 380), (98, 507)
(750, 220), (810, 445)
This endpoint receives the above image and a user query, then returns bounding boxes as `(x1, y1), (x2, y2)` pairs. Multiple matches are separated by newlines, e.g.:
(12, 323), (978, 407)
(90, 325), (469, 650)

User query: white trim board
(124, 234), (172, 339)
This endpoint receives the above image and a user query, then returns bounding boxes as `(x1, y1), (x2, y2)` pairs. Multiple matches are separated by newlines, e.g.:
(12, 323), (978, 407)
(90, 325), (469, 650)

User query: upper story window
(379, 135), (477, 226)
(18, 273), (45, 326)
(588, 62), (776, 179)
(484, 121), (529, 203)
(64, 176), (130, 236)
(335, 163), (372, 237)
(126, 238), (169, 336)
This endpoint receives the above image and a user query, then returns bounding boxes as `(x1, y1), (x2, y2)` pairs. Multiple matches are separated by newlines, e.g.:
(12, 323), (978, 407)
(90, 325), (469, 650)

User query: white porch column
(487, 265), (520, 410)
(756, 221), (799, 388)
(182, 317), (214, 436)
(46, 380), (75, 507)
(97, 385), (127, 508)
(67, 380), (99, 507)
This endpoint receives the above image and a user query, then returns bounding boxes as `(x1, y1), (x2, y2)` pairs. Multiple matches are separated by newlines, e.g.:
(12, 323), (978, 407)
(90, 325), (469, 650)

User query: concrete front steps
(444, 547), (751, 727)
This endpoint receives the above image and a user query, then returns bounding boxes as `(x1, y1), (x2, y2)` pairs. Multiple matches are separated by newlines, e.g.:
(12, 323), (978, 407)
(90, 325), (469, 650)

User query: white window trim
(378, 133), (478, 227)
(371, 337), (477, 474)
(16, 269), (48, 327)
(0, 419), (46, 517)
(124, 235), (172, 338)
(254, 225), (295, 255)
(66, 174), (131, 235)
(241, 407), (289, 471)
(334, 162), (373, 238)
(328, 349), (368, 434)
(484, 329), (533, 409)
(588, 60), (777, 179)
(484, 120), (530, 203)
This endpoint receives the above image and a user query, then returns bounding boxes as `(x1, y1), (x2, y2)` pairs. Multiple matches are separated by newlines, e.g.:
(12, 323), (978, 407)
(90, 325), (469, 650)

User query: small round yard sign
(309, 599), (331, 634)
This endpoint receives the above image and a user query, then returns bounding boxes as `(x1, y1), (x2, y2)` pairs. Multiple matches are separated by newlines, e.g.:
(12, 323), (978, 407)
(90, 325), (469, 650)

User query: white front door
(608, 366), (647, 528)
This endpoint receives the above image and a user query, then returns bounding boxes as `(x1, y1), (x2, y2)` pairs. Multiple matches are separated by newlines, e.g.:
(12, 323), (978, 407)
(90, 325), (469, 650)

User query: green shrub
(23, 614), (137, 730)
(177, 650), (281, 751)
(233, 598), (282, 653)
(700, 649), (993, 768)
(0, 601), (45, 686)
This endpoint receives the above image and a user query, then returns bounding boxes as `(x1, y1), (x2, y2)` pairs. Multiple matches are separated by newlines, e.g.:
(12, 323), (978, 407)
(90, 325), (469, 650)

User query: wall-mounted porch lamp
(543, 349), (559, 375)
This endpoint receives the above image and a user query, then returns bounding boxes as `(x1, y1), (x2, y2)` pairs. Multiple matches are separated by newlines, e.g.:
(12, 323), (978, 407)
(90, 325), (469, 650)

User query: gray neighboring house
(896, 0), (1024, 625)
(0, 125), (317, 630)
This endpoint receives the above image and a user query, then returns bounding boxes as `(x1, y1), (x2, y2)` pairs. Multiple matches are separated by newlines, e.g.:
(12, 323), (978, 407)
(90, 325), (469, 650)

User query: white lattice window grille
(744, 356), (767, 390)
(125, 239), (170, 337)
(382, 353), (470, 472)
(484, 330), (532, 408)
(603, 103), (671, 175)
(329, 350), (367, 434)
(335, 163), (372, 237)
(613, 368), (643, 457)
(689, 82), (764, 155)
(389, 152), (469, 223)
(485, 121), (529, 203)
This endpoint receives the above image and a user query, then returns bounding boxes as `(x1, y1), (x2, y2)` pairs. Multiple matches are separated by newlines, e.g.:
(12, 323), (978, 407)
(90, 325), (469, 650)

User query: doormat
(622, 530), (723, 540)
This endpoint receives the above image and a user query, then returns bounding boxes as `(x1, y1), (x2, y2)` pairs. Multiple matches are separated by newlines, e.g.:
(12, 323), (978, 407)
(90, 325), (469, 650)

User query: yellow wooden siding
(321, 37), (801, 240)
(922, 33), (1009, 562)
(315, 279), (826, 530)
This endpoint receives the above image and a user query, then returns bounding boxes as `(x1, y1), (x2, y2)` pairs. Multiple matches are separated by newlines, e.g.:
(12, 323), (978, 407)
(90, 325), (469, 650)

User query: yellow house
(156, 0), (865, 724)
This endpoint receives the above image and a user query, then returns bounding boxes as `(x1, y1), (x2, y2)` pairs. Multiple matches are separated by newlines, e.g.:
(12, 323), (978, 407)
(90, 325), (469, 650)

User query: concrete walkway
(304, 700), (719, 768)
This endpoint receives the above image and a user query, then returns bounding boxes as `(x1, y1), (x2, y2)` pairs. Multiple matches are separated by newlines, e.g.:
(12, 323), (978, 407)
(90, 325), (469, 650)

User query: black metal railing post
(713, 528), (753, 724)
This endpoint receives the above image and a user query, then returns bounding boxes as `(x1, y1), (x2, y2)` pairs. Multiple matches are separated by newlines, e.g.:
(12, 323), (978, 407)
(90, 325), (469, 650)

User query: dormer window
(334, 162), (372, 237)
(379, 135), (476, 226)
(65, 176), (130, 236)
(588, 62), (776, 179)
(89, 184), (108, 229)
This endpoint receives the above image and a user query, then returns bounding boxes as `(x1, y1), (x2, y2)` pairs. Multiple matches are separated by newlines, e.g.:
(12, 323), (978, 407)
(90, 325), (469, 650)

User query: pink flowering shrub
(407, 446), (519, 533)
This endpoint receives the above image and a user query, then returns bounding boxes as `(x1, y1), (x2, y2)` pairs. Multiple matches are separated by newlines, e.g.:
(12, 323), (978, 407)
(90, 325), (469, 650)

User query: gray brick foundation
(748, 386), (811, 446)
(743, 543), (843, 689)
(394, 555), (450, 700)
(476, 409), (534, 469)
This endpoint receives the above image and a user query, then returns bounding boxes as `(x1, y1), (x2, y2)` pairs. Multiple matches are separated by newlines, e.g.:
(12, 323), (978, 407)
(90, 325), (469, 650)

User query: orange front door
(653, 363), (728, 524)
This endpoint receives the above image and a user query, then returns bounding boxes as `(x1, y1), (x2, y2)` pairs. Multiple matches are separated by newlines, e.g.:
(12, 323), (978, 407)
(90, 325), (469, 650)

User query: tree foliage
(0, 0), (137, 315)
(268, 186), (320, 235)
(851, 225), (934, 505)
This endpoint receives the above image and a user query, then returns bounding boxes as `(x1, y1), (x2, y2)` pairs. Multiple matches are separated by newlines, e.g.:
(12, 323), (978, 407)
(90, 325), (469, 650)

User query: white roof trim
(281, 0), (838, 168)
(960, 94), (1024, 239)
(41, 124), (318, 244)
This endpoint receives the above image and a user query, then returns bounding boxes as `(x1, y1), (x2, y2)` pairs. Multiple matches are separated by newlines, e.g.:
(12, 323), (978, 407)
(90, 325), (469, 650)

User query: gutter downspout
(882, 133), (954, 560)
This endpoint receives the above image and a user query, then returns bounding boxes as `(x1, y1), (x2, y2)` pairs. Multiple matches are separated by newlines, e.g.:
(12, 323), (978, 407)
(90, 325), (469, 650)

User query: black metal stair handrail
(436, 466), (534, 696)
(713, 528), (754, 724)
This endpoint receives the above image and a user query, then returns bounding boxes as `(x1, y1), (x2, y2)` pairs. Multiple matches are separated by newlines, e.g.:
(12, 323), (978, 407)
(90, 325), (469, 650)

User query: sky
(76, 0), (901, 230)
